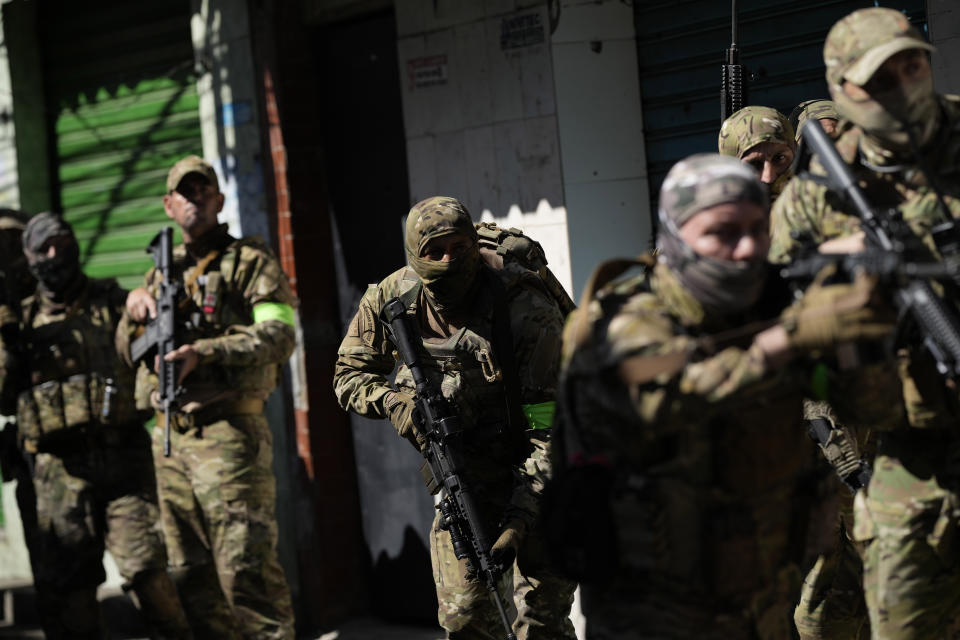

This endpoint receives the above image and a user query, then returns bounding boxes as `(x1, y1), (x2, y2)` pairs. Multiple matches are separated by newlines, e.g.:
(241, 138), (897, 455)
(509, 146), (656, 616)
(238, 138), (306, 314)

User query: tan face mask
(834, 75), (939, 150)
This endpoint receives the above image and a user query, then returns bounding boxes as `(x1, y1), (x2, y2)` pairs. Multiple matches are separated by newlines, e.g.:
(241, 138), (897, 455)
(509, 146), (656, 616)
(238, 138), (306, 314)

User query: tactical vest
(392, 268), (513, 436)
(563, 263), (814, 603)
(16, 279), (139, 444)
(153, 233), (281, 397)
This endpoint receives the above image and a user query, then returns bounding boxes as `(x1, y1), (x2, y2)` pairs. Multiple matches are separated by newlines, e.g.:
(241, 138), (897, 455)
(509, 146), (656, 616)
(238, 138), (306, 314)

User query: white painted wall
(929, 0), (960, 95)
(551, 0), (650, 297)
(191, 0), (269, 240)
(397, 0), (573, 296)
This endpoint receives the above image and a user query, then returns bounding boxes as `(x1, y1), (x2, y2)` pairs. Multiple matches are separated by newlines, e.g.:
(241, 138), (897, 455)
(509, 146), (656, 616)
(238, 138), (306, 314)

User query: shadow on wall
(370, 525), (438, 624)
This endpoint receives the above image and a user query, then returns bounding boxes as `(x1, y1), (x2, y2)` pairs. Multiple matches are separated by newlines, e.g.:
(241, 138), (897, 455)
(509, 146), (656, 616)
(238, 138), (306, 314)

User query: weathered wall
(396, 0), (573, 292)
(929, 0), (960, 95)
(552, 0), (650, 295)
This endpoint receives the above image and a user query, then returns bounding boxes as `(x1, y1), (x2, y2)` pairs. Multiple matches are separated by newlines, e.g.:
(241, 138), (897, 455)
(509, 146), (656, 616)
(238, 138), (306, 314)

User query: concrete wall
(551, 0), (650, 296)
(397, 0), (573, 293)
(929, 0), (960, 95)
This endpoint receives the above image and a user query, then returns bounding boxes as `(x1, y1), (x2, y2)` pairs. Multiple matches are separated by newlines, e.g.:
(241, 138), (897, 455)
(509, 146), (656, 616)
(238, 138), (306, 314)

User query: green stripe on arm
(252, 302), (295, 327)
(522, 401), (556, 430)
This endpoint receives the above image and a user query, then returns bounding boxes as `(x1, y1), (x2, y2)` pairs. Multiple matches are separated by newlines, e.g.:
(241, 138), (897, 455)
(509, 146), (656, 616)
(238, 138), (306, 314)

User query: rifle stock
(381, 297), (517, 640)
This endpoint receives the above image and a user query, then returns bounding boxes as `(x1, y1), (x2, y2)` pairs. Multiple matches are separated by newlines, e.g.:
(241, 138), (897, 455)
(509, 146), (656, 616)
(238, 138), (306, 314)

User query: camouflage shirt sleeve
(191, 244), (296, 367)
(769, 176), (830, 263)
(333, 284), (396, 419)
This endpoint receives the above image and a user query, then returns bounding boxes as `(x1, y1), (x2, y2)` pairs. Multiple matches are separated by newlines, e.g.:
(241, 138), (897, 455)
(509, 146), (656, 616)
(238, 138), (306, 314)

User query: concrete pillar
(190, 0), (270, 240)
(551, 0), (650, 297)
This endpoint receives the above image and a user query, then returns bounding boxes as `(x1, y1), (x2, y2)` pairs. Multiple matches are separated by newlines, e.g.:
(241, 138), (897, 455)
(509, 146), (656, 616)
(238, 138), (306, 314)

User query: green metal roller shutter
(42, 0), (200, 289)
(634, 0), (929, 214)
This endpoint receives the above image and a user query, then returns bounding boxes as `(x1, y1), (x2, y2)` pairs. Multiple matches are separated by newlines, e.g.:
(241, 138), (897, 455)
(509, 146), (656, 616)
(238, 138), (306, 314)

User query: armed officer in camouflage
(334, 196), (577, 639)
(770, 8), (960, 638)
(719, 106), (797, 203)
(555, 154), (894, 639)
(0, 212), (190, 639)
(0, 208), (41, 585)
(124, 156), (296, 638)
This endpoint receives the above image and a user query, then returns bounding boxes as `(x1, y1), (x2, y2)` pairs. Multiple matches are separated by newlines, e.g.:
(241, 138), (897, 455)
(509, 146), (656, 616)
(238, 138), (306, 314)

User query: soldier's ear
(162, 193), (176, 220)
(214, 192), (225, 214)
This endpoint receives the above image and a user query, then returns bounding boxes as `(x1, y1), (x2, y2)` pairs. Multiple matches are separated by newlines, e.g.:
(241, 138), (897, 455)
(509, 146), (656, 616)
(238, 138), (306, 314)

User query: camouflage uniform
(718, 106), (796, 201)
(5, 213), (190, 639)
(128, 218), (297, 639)
(555, 155), (827, 639)
(770, 9), (960, 638)
(335, 197), (577, 639)
(788, 100), (841, 142)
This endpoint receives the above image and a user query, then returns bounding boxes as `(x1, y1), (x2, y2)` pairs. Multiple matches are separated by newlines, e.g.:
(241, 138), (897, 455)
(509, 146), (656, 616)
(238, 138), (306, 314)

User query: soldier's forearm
(192, 320), (295, 367)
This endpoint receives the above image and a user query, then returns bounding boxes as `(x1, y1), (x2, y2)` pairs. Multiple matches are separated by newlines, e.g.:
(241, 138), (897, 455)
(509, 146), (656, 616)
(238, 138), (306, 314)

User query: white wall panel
(550, 0), (635, 43)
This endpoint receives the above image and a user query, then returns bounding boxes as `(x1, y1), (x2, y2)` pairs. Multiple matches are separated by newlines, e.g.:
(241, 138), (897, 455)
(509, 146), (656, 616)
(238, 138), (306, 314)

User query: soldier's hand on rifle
(490, 518), (527, 569)
(782, 266), (895, 352)
(819, 231), (866, 255)
(384, 391), (423, 449)
(156, 344), (200, 384)
(127, 287), (157, 322)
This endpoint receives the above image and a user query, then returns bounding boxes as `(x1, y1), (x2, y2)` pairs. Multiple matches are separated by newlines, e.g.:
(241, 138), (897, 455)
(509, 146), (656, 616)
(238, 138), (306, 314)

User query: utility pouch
(61, 373), (93, 429)
(201, 271), (221, 324)
(16, 389), (41, 442)
(420, 459), (440, 495)
(32, 379), (66, 435)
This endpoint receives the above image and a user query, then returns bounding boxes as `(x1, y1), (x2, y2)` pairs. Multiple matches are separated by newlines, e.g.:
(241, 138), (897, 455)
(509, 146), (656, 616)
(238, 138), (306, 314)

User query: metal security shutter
(635, 0), (928, 212)
(42, 0), (200, 289)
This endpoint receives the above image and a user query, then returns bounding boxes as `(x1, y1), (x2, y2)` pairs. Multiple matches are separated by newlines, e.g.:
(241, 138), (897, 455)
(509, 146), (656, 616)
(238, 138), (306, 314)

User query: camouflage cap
(166, 155), (220, 193)
(404, 196), (478, 258)
(718, 106), (795, 159)
(0, 208), (29, 231)
(824, 8), (935, 87)
(22, 212), (74, 254)
(788, 99), (840, 139)
(659, 153), (768, 228)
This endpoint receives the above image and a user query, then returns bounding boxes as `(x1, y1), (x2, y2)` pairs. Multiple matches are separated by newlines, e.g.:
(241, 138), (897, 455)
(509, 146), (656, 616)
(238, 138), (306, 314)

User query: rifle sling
(485, 269), (527, 434)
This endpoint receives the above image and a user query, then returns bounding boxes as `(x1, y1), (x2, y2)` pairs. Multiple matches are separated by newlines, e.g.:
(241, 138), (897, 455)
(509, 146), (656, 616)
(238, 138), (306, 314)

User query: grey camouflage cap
(718, 106), (795, 159)
(659, 153), (768, 228)
(22, 212), (74, 254)
(824, 8), (935, 87)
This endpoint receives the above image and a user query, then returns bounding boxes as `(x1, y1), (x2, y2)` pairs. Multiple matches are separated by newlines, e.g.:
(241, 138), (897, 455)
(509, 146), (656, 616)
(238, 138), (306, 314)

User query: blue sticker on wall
(221, 101), (253, 127)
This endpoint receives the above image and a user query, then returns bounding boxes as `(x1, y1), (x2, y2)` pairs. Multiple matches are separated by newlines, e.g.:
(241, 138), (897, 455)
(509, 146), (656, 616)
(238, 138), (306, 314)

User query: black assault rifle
(381, 297), (517, 640)
(130, 227), (181, 457)
(790, 119), (960, 379)
(720, 0), (748, 124)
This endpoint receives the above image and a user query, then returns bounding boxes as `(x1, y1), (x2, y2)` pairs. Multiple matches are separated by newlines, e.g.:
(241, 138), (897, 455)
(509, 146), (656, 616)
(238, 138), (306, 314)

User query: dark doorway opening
(312, 9), (438, 626)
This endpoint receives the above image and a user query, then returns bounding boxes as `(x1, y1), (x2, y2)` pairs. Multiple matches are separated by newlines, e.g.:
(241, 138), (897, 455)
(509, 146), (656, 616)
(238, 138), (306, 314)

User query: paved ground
(0, 584), (445, 639)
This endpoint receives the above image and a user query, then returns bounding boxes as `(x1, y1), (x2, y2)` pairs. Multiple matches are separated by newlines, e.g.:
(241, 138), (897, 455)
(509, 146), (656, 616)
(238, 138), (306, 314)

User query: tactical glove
(385, 391), (423, 449)
(490, 518), (527, 569)
(783, 268), (894, 352)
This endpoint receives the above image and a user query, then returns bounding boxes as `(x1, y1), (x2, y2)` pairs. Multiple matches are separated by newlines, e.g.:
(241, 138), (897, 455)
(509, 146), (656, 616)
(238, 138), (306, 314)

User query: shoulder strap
(484, 268), (527, 432)
(568, 255), (655, 354)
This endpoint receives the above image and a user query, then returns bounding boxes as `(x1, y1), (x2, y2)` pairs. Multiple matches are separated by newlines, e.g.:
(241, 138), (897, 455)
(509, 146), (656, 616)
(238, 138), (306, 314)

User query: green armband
(522, 401), (555, 430)
(252, 302), (295, 327)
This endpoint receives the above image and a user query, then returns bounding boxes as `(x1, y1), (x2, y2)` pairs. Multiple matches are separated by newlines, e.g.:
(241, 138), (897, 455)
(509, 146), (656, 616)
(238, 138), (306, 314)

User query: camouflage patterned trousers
(854, 430), (960, 640)
(794, 494), (869, 640)
(430, 510), (577, 639)
(32, 427), (181, 639)
(154, 412), (295, 639)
